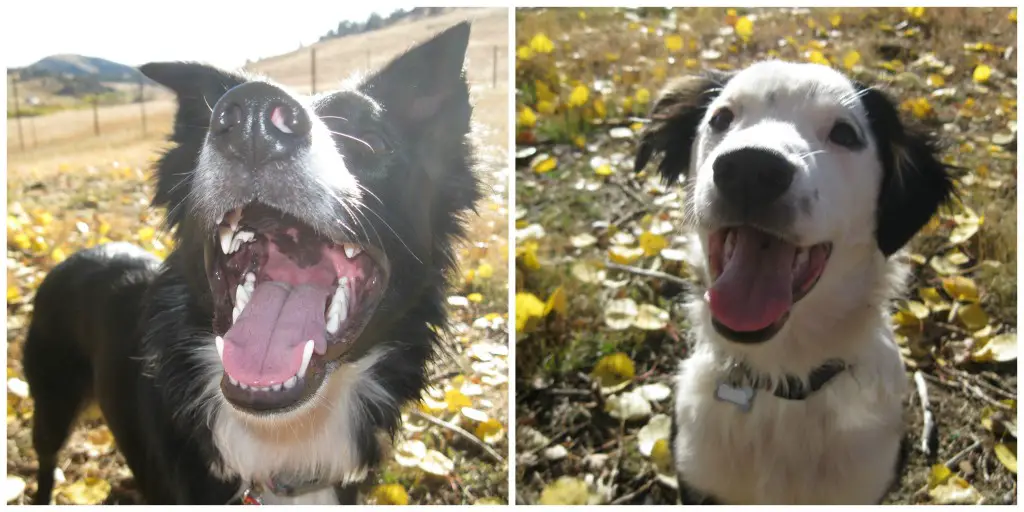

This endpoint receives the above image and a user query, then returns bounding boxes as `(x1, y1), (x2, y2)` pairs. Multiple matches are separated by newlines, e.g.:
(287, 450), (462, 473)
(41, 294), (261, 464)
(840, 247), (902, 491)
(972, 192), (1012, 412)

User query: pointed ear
(139, 62), (246, 132)
(857, 85), (957, 257)
(360, 21), (471, 131)
(634, 70), (732, 184)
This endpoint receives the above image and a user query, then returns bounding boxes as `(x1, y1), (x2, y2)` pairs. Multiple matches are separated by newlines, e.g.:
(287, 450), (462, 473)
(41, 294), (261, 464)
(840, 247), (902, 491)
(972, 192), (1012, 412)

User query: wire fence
(8, 43), (505, 152)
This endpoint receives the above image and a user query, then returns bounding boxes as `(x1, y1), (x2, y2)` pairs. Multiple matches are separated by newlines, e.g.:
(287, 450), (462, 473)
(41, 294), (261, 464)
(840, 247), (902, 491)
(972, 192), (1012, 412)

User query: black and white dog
(635, 61), (954, 504)
(23, 22), (480, 504)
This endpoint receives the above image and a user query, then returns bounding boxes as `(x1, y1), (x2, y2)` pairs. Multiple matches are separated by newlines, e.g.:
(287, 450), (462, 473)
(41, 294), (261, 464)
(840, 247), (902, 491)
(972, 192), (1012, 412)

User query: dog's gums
(204, 203), (389, 412)
(706, 226), (832, 343)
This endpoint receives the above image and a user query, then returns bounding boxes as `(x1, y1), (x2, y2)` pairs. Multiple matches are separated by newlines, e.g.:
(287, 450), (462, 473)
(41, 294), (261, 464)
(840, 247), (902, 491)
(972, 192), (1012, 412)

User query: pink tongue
(221, 282), (331, 386)
(709, 227), (796, 332)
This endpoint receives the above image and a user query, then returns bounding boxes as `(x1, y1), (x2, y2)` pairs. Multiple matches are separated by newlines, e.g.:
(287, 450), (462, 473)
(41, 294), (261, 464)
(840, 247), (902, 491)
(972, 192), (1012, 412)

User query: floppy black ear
(857, 85), (956, 257)
(139, 62), (247, 224)
(634, 70), (732, 184)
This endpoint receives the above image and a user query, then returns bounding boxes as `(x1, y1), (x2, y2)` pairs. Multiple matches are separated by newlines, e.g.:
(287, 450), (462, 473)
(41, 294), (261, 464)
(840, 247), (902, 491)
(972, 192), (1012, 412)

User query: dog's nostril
(268, 103), (310, 136)
(213, 103), (243, 135)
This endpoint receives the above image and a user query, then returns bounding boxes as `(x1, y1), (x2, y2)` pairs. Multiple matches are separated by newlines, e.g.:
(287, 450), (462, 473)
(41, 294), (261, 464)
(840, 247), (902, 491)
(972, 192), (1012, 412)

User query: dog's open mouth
(205, 203), (389, 412)
(706, 226), (831, 343)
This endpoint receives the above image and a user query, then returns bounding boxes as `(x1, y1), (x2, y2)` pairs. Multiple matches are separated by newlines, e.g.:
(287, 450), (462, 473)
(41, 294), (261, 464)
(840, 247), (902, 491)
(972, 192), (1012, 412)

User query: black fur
(23, 22), (479, 504)
(634, 70), (733, 184)
(855, 84), (957, 257)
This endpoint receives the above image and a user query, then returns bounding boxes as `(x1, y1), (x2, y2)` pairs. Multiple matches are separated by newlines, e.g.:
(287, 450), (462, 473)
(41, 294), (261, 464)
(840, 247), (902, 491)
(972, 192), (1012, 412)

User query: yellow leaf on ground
(544, 286), (567, 317)
(515, 292), (546, 333)
(638, 232), (667, 257)
(664, 34), (683, 52)
(972, 332), (1017, 362)
(994, 443), (1017, 473)
(943, 276), (979, 302)
(735, 16), (754, 41)
(518, 241), (541, 270)
(634, 304), (669, 330)
(532, 156), (557, 174)
(467, 293), (484, 303)
(369, 484), (409, 505)
(591, 352), (635, 387)
(476, 263), (494, 279)
(475, 418), (504, 444)
(928, 476), (982, 504)
(634, 88), (651, 104)
(957, 303), (989, 331)
(594, 164), (613, 176)
(651, 438), (674, 474)
(928, 464), (952, 489)
(608, 245), (644, 264)
(444, 389), (472, 412)
(529, 33), (554, 54)
(538, 477), (591, 505)
(58, 477), (111, 505)
(137, 226), (155, 242)
(973, 64), (992, 83)
(807, 51), (829, 66)
(842, 50), (861, 70)
(518, 107), (537, 128)
(568, 85), (590, 108)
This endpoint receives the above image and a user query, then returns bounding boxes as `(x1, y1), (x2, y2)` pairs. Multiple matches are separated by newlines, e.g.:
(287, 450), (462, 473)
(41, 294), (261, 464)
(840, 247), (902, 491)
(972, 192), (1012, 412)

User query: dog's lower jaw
(208, 348), (392, 503)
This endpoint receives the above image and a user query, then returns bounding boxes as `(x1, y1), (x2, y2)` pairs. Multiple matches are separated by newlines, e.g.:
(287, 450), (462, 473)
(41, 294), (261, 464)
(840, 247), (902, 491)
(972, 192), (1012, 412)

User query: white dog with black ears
(634, 60), (955, 504)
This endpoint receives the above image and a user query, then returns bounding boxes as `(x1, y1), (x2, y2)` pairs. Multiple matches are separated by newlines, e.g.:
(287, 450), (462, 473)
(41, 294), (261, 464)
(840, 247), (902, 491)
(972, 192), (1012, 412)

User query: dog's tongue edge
(708, 227), (795, 333)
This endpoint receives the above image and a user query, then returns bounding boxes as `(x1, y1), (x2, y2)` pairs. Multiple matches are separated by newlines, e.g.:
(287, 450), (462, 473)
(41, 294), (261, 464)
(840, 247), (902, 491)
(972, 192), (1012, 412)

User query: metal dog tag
(714, 380), (756, 412)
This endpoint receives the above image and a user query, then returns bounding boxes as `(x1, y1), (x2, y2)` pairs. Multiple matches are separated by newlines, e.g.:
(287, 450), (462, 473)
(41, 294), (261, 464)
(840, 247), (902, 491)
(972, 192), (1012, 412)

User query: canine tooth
(283, 375), (298, 389)
(723, 231), (736, 262)
(344, 244), (362, 259)
(272, 383), (282, 392)
(298, 340), (314, 376)
(232, 306), (241, 323)
(235, 282), (251, 312)
(219, 225), (234, 254)
(794, 249), (809, 273)
(215, 336), (224, 361)
(229, 376), (238, 386)
(245, 272), (256, 284)
(239, 383), (249, 390)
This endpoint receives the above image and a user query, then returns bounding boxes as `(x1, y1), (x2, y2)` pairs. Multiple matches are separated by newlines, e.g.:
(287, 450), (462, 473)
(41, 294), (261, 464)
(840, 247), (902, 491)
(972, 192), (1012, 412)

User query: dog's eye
(828, 121), (862, 148)
(709, 108), (734, 132)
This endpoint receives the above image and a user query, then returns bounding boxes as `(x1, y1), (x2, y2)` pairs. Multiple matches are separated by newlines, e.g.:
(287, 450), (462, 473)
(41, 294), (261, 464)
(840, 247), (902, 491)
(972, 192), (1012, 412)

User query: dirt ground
(514, 7), (1017, 505)
(6, 7), (510, 505)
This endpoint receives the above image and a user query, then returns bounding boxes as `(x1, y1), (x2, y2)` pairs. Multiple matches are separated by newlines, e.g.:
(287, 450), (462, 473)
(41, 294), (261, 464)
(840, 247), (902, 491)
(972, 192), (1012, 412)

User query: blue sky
(4, 1), (406, 69)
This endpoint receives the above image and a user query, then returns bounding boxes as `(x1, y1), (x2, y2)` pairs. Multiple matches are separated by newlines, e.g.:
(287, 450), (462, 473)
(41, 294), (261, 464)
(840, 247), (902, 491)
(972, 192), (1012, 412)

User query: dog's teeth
(239, 383), (249, 390)
(235, 282), (251, 312)
(344, 244), (362, 259)
(215, 336), (224, 361)
(219, 225), (234, 254)
(229, 376), (238, 386)
(232, 306), (241, 323)
(272, 383), (282, 392)
(326, 280), (349, 335)
(245, 272), (256, 284)
(298, 339), (314, 376)
(723, 231), (736, 262)
(243, 273), (256, 296)
(284, 375), (298, 389)
(794, 249), (809, 273)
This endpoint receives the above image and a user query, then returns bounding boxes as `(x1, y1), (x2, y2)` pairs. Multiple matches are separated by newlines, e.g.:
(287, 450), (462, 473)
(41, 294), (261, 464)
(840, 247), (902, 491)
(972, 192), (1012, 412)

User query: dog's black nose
(209, 82), (311, 167)
(712, 148), (796, 207)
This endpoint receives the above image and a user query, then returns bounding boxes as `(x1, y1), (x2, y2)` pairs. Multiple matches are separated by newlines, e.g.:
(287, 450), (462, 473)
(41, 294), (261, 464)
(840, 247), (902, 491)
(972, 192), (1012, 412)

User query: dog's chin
(705, 226), (832, 345)
(203, 202), (390, 415)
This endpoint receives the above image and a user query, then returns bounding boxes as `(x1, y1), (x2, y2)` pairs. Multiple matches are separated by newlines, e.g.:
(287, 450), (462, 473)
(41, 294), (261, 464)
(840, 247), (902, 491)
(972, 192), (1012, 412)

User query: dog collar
(713, 358), (848, 411)
(241, 476), (336, 504)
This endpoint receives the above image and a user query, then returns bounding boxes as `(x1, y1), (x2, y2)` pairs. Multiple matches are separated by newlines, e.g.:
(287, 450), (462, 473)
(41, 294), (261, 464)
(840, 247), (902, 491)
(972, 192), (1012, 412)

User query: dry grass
(514, 7), (1016, 505)
(6, 7), (509, 505)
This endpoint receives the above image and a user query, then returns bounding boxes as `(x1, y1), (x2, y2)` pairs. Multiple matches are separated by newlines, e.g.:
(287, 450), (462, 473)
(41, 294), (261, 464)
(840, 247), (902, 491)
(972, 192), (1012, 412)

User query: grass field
(514, 7), (1016, 505)
(6, 7), (510, 505)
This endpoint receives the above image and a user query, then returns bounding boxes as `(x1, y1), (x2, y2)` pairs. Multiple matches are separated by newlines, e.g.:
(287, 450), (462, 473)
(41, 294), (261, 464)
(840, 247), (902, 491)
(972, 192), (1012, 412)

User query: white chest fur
(672, 343), (906, 504)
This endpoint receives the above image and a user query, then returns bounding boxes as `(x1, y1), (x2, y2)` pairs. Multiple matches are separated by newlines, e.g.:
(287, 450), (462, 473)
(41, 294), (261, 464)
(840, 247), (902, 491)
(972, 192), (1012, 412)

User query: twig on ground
(914, 371), (938, 457)
(610, 472), (657, 505)
(410, 409), (504, 463)
(919, 372), (1014, 411)
(613, 180), (650, 206)
(604, 261), (692, 289)
(944, 438), (983, 469)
